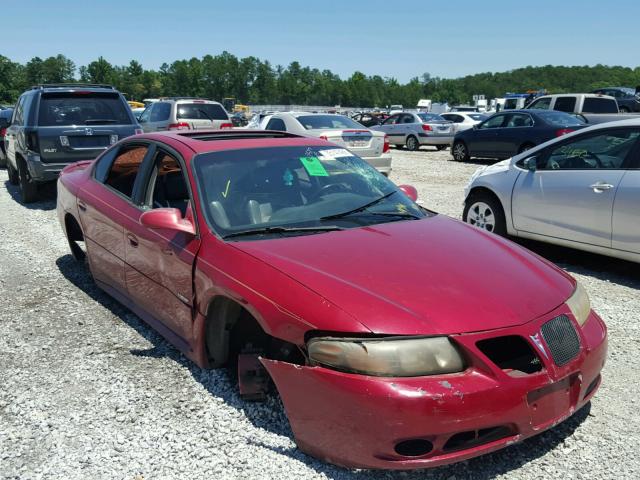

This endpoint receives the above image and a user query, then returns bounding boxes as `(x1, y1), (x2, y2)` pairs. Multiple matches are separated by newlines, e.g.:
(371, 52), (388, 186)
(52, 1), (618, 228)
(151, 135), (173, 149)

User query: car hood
(232, 215), (574, 335)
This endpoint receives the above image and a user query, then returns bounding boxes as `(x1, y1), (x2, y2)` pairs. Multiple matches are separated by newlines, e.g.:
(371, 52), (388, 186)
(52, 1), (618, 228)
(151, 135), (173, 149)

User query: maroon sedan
(57, 130), (607, 470)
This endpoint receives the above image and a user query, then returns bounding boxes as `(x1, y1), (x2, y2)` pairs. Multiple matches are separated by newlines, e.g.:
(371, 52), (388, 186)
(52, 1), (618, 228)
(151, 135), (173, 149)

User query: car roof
(28, 83), (118, 94)
(136, 130), (333, 155)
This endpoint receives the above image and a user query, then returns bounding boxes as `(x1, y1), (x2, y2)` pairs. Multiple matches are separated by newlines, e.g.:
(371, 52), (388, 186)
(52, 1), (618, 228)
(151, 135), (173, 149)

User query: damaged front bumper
(262, 308), (607, 470)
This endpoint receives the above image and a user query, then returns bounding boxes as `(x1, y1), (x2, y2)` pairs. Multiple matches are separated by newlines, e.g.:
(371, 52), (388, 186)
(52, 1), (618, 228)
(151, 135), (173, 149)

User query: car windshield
(297, 115), (363, 130)
(418, 113), (446, 122)
(38, 92), (132, 126)
(538, 111), (586, 127)
(193, 145), (427, 239)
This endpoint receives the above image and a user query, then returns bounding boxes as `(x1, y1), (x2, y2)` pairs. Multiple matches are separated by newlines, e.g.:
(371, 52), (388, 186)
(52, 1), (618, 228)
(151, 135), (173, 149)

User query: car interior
(149, 152), (191, 216)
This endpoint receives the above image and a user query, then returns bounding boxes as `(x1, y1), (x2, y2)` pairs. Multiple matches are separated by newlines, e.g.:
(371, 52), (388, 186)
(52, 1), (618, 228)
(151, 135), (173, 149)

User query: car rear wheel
(406, 136), (420, 151)
(452, 141), (469, 161)
(18, 159), (38, 203)
(619, 106), (630, 113)
(7, 162), (19, 185)
(463, 192), (507, 236)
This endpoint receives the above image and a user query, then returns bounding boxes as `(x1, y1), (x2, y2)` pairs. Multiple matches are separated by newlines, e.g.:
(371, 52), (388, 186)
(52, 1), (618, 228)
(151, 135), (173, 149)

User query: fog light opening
(394, 439), (433, 457)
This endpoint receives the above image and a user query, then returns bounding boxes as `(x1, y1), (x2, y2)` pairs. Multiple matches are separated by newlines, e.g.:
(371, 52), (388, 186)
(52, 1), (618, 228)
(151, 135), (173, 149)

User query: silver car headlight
(308, 336), (465, 377)
(566, 281), (591, 326)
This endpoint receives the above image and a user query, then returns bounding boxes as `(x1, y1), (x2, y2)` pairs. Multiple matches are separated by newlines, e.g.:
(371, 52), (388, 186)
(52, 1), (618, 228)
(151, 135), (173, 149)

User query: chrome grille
(541, 315), (580, 366)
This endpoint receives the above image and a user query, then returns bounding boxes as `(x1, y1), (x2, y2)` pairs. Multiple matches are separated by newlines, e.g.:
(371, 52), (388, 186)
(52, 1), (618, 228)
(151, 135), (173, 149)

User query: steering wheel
(308, 183), (350, 202)
(582, 151), (603, 168)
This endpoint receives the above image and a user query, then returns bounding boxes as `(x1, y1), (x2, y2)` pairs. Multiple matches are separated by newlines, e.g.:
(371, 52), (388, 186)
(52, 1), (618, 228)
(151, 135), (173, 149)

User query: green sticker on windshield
(300, 156), (329, 177)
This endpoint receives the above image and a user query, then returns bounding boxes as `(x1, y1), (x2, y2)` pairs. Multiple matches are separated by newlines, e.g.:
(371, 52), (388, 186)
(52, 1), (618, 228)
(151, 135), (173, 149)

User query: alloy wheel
(467, 201), (495, 232)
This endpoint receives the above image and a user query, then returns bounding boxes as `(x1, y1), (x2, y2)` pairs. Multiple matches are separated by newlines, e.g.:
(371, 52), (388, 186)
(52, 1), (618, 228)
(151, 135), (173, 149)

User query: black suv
(4, 84), (141, 202)
(591, 87), (640, 113)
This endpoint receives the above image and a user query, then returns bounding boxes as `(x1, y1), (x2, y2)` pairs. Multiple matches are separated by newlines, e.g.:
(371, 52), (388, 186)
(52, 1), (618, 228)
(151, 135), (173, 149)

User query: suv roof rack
(177, 130), (302, 141)
(30, 83), (115, 90)
(159, 96), (207, 101)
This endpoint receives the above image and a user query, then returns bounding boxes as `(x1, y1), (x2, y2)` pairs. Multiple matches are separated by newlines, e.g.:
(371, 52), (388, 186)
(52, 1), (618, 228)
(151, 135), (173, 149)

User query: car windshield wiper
(320, 191), (404, 220)
(85, 119), (118, 124)
(223, 225), (343, 239)
(197, 109), (214, 121)
(363, 211), (422, 219)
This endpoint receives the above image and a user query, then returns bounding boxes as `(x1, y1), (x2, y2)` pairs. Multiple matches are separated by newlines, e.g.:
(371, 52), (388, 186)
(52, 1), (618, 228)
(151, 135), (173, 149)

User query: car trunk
(425, 121), (454, 136)
(308, 129), (384, 157)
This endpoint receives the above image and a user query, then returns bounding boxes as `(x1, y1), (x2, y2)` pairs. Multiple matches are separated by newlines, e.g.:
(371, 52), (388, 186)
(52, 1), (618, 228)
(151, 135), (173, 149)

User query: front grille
(541, 315), (580, 366)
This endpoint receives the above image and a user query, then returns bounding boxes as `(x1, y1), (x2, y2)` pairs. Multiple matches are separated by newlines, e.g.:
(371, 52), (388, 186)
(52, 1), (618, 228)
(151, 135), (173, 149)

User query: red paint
(56, 131), (608, 470)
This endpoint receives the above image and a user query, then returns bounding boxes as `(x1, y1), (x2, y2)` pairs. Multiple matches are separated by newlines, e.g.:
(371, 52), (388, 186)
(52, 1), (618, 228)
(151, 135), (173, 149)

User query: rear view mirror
(398, 184), (418, 202)
(524, 157), (537, 172)
(140, 208), (196, 235)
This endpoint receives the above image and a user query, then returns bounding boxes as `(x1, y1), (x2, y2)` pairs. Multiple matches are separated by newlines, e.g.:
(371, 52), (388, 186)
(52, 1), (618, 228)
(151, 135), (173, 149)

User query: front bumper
(263, 307), (607, 470)
(361, 153), (392, 176)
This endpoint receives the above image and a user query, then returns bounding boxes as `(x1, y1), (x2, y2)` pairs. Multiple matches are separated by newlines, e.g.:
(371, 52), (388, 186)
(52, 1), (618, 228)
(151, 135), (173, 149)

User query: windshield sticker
(300, 157), (329, 176)
(221, 179), (231, 198)
(319, 148), (352, 159)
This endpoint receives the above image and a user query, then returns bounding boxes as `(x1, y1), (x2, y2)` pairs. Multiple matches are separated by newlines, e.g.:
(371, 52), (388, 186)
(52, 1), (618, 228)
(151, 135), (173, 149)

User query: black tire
(7, 162), (19, 185)
(463, 191), (507, 236)
(452, 141), (470, 162)
(436, 145), (448, 151)
(619, 106), (630, 113)
(518, 143), (535, 154)
(18, 159), (38, 203)
(0, 155), (6, 168)
(406, 135), (420, 151)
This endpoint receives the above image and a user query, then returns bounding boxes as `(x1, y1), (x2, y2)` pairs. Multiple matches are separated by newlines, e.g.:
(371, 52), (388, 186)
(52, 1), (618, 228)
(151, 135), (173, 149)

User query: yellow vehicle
(128, 100), (146, 109)
(233, 104), (250, 114)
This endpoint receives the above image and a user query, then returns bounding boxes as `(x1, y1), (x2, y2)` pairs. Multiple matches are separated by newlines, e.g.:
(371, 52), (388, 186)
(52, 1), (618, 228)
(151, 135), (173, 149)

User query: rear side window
(176, 103), (228, 120)
(105, 146), (148, 198)
(38, 92), (132, 126)
(554, 97), (577, 113)
(528, 97), (551, 110)
(12, 96), (26, 125)
(266, 118), (286, 131)
(150, 102), (171, 122)
(583, 98), (618, 114)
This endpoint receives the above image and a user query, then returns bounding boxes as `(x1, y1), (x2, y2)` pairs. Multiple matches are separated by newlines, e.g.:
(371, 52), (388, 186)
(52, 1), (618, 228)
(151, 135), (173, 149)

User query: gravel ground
(1, 148), (639, 480)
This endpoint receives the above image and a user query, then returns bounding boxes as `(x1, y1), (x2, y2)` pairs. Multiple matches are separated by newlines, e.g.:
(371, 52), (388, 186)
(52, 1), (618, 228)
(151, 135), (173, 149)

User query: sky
(3, 0), (640, 82)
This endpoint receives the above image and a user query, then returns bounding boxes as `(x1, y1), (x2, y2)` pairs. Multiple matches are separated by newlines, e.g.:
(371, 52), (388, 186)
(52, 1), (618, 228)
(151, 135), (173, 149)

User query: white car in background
(463, 119), (640, 263)
(262, 112), (392, 176)
(441, 112), (489, 133)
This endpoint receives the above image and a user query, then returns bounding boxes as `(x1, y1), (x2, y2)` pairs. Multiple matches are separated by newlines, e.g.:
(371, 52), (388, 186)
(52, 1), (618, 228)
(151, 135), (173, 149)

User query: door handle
(590, 182), (614, 192)
(77, 201), (87, 212)
(161, 247), (174, 256)
(127, 233), (139, 247)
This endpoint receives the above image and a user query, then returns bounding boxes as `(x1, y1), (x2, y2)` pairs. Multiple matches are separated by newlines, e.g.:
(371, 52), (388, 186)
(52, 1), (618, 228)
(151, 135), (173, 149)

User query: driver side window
(539, 129), (640, 171)
(383, 115), (399, 125)
(145, 151), (191, 217)
(480, 115), (505, 129)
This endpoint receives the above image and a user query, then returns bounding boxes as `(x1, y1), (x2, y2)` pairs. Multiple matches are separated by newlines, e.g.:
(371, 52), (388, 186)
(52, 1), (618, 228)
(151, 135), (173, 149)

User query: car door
(497, 113), (534, 157)
(468, 114), (507, 156)
(512, 128), (640, 247)
(376, 114), (401, 143)
(612, 145), (640, 254)
(78, 142), (153, 294)
(4, 95), (25, 166)
(398, 114), (418, 142)
(123, 145), (201, 343)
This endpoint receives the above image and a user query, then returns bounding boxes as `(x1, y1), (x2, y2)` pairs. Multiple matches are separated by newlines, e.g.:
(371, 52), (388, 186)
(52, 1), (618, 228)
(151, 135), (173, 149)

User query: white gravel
(1, 148), (639, 479)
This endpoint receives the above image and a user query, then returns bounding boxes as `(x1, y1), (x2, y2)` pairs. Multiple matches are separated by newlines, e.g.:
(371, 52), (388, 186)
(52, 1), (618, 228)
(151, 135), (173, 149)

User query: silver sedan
(371, 112), (454, 151)
(463, 119), (640, 263)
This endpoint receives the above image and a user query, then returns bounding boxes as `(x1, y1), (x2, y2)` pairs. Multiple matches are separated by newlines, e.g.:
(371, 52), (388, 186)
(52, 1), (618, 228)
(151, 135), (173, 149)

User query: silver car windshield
(193, 145), (426, 239)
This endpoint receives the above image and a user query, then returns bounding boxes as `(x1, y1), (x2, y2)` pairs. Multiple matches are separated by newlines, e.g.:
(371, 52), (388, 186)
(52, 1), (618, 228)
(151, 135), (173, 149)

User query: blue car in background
(451, 109), (586, 162)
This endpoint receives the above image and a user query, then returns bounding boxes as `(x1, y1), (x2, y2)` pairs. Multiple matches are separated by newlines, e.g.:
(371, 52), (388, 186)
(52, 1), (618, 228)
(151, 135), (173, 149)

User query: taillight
(556, 128), (574, 137)
(383, 135), (390, 153)
(220, 122), (233, 130)
(0, 128), (6, 137)
(421, 124), (432, 132)
(168, 122), (190, 130)
(27, 132), (40, 152)
(134, 128), (143, 135)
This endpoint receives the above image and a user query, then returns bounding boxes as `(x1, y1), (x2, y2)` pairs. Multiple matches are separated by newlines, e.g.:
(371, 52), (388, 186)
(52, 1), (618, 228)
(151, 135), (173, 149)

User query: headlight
(566, 281), (591, 326)
(307, 336), (465, 377)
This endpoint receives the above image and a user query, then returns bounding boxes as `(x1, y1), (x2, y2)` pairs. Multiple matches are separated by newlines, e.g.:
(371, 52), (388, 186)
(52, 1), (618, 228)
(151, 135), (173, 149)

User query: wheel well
(466, 186), (501, 207)
(65, 213), (84, 242)
(204, 296), (303, 369)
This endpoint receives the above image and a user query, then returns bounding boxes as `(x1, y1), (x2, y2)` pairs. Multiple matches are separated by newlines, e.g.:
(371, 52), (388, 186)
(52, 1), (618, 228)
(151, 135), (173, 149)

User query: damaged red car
(57, 130), (607, 470)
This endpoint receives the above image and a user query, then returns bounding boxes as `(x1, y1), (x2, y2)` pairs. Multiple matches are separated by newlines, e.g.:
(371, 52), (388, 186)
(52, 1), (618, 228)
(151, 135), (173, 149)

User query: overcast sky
(3, 0), (639, 81)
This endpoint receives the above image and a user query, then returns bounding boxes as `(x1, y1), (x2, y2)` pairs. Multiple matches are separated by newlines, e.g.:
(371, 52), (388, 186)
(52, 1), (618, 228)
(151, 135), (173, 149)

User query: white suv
(139, 98), (232, 132)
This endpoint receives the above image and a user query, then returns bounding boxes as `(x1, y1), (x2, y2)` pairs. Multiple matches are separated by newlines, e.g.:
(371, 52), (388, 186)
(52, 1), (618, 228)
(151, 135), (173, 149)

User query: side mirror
(140, 208), (196, 235)
(472, 124), (478, 130)
(524, 157), (537, 172)
(398, 184), (418, 202)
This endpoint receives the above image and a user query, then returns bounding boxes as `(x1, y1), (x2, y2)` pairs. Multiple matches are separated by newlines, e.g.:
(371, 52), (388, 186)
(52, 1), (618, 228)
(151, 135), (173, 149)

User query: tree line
(1, 52), (640, 108)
